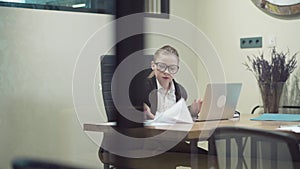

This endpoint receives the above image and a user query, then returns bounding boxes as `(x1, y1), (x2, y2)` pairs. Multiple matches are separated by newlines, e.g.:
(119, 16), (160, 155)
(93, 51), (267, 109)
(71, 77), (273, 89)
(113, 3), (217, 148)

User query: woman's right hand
(143, 103), (155, 120)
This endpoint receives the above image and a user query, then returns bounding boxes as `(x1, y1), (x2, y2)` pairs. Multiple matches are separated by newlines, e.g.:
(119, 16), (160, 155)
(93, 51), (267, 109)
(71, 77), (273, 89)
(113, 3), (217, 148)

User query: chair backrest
(12, 158), (92, 169)
(100, 55), (153, 122)
(100, 55), (117, 122)
(209, 126), (300, 169)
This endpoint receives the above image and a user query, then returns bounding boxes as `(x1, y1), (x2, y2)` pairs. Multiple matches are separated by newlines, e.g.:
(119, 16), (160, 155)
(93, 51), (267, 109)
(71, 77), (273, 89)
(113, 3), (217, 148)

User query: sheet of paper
(146, 98), (193, 126)
(277, 124), (300, 133)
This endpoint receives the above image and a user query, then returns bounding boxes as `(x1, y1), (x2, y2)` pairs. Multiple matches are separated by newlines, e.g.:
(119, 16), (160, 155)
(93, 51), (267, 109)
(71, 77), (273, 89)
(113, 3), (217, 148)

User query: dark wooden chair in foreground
(12, 158), (93, 169)
(209, 126), (300, 169)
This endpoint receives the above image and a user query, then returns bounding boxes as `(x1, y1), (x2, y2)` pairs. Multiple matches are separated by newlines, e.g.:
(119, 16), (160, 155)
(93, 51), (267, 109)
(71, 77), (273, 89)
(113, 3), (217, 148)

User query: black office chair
(209, 126), (300, 169)
(251, 105), (300, 114)
(12, 158), (93, 169)
(99, 55), (155, 169)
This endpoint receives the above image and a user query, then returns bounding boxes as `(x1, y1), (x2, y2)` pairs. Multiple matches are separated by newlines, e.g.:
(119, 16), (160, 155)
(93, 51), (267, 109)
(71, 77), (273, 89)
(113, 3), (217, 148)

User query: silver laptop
(195, 83), (242, 121)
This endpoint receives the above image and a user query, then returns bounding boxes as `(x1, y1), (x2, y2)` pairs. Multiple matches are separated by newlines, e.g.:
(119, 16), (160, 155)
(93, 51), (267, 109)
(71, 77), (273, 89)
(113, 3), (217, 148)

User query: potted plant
(244, 47), (297, 113)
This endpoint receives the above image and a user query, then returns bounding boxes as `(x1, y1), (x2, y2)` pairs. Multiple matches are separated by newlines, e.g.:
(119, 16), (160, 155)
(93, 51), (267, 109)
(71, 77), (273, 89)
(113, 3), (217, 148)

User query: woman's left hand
(189, 99), (203, 117)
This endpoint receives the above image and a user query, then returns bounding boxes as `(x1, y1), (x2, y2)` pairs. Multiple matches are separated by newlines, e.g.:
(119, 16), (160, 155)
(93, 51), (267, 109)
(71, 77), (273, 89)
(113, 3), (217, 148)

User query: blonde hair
(148, 45), (179, 78)
(154, 45), (179, 61)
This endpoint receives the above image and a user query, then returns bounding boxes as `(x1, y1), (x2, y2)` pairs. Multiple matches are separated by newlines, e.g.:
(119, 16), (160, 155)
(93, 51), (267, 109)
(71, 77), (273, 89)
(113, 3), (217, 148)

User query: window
(145, 0), (169, 18)
(0, 0), (169, 16)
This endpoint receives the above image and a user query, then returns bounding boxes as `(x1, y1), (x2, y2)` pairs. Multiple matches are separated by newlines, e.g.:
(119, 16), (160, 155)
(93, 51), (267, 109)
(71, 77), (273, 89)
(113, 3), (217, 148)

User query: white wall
(0, 7), (113, 169)
(195, 0), (300, 114)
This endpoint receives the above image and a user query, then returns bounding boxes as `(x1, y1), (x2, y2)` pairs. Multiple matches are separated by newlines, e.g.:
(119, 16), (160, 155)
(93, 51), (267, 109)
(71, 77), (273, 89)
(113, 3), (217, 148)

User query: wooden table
(84, 113), (300, 139)
(84, 114), (300, 169)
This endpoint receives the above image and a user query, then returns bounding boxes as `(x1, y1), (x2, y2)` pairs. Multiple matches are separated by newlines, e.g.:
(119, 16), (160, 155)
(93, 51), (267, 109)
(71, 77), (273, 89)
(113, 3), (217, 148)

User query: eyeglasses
(154, 62), (179, 74)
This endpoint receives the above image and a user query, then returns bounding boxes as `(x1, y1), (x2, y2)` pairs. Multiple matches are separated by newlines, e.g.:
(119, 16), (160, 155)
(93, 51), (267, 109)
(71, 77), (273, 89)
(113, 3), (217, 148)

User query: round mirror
(252, 0), (300, 17)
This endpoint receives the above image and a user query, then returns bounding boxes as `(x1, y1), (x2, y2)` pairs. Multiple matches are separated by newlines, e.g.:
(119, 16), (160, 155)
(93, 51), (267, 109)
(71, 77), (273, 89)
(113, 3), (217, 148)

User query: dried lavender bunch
(244, 47), (298, 83)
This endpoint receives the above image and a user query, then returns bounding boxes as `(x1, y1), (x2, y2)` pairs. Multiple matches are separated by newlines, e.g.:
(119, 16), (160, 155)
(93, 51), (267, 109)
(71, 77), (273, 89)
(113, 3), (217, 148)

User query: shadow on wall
(281, 68), (300, 114)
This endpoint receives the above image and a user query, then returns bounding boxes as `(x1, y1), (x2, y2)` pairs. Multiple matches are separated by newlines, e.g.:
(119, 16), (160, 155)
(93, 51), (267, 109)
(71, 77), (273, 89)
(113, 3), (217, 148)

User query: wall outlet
(268, 36), (276, 48)
(240, 37), (263, 49)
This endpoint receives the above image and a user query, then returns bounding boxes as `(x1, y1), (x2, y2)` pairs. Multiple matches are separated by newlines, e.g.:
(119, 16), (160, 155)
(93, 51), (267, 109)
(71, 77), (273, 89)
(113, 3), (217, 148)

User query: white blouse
(155, 79), (176, 115)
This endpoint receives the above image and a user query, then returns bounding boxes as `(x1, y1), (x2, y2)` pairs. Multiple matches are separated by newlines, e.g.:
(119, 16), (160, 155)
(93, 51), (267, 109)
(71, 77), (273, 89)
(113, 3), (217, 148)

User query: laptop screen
(196, 83), (242, 121)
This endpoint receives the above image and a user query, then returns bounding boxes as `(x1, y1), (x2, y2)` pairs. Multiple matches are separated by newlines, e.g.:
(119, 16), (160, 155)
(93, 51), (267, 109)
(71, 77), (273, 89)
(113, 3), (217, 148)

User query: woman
(129, 45), (207, 154)
(129, 45), (202, 120)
